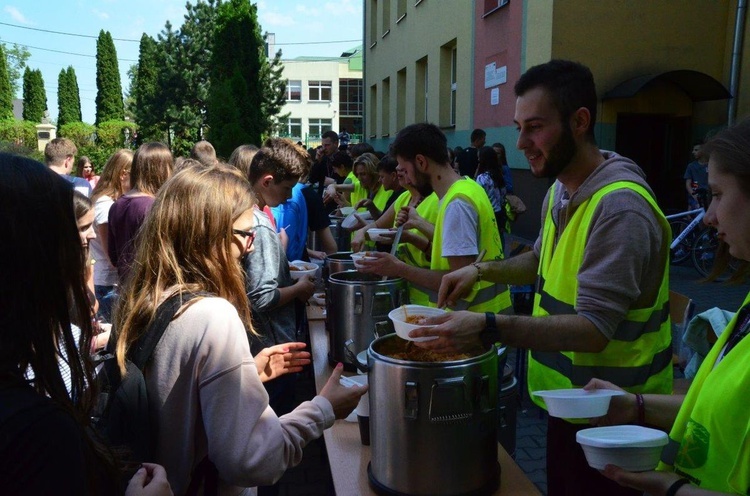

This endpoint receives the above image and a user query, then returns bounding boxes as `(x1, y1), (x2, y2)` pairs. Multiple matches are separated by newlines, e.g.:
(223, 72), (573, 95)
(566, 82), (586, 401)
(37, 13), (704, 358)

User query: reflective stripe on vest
(392, 191), (439, 307)
(528, 180), (673, 415)
(657, 292), (750, 492)
(431, 178), (511, 313)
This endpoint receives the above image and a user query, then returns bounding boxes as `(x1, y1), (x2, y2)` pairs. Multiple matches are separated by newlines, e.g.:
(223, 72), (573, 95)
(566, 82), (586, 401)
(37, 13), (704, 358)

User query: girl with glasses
(113, 164), (364, 495)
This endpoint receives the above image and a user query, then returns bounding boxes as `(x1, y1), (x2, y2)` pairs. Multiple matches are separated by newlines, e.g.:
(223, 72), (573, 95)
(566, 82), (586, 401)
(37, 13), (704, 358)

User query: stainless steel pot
(328, 215), (351, 252)
(326, 272), (407, 371)
(367, 334), (500, 495)
(322, 252), (355, 285)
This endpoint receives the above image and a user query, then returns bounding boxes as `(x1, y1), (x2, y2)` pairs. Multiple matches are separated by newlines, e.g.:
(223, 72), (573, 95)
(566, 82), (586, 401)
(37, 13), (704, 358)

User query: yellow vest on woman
(528, 181), (673, 414)
(391, 191), (439, 306)
(658, 292), (750, 493)
(428, 179), (511, 313)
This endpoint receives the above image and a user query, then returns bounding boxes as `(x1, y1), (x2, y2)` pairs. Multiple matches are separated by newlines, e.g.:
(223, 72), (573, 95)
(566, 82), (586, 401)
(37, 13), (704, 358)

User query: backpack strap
(129, 291), (209, 369)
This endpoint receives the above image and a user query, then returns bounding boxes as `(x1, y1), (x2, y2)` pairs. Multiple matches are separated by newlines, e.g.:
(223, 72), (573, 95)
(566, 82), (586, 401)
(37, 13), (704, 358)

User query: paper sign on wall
(484, 63), (507, 89)
(491, 87), (500, 105)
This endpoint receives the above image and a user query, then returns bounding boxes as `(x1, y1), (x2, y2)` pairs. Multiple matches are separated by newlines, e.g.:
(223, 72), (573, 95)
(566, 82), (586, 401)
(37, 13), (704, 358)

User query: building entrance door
(615, 113), (691, 212)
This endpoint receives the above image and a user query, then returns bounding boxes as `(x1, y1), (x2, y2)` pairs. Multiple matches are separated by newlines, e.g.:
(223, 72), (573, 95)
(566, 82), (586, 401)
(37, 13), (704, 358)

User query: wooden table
(307, 305), (541, 496)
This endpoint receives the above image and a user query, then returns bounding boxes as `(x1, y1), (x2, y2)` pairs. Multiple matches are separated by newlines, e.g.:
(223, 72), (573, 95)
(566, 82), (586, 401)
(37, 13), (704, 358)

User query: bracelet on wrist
(635, 393), (645, 426)
(665, 478), (690, 496)
(472, 262), (483, 282)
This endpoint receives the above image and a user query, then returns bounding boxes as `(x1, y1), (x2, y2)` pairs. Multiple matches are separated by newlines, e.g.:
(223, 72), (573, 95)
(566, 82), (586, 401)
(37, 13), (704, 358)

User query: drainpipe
(729, 0), (747, 125)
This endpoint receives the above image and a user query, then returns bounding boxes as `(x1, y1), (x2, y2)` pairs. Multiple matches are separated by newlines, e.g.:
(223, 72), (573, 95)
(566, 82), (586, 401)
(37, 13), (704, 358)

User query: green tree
(0, 44), (13, 120)
(0, 41), (31, 97)
(68, 67), (82, 122)
(131, 33), (163, 144)
(95, 30), (124, 125)
(22, 68), (46, 123)
(207, 0), (287, 157)
(58, 66), (82, 129)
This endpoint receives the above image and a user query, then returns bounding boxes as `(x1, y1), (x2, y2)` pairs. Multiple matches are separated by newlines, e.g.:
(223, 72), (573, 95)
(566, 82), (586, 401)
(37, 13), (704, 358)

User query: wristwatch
(480, 312), (502, 348)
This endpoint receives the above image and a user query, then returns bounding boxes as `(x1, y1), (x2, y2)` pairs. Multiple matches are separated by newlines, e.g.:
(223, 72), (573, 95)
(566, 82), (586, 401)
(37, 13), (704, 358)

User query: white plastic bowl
(340, 375), (369, 421)
(576, 425), (668, 471)
(338, 206), (356, 216)
(341, 211), (372, 229)
(367, 228), (394, 242)
(351, 251), (378, 269)
(533, 389), (626, 418)
(388, 304), (446, 342)
(312, 292), (326, 306)
(289, 261), (317, 280)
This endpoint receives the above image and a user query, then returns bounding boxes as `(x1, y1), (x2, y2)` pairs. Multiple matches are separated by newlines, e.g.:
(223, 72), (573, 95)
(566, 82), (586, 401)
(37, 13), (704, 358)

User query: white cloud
(263, 12), (296, 27)
(324, 0), (359, 16)
(4, 6), (31, 24)
(92, 9), (110, 20)
(295, 4), (320, 17)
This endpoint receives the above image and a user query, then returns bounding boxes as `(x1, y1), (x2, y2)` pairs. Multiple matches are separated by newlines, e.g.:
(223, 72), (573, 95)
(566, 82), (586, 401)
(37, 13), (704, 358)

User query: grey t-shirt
(441, 198), (479, 257)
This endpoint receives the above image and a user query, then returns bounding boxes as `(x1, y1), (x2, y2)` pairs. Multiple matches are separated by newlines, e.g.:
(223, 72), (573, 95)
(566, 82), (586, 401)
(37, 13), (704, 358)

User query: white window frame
(308, 80), (333, 102)
(308, 118), (333, 137)
(287, 80), (302, 101)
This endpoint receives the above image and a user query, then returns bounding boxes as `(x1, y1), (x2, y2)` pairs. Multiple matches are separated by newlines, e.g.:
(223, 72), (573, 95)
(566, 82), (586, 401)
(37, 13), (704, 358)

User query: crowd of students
(2, 57), (750, 496)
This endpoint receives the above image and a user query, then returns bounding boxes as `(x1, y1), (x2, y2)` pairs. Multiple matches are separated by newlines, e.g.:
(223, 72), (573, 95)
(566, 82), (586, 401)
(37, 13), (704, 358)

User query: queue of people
(3, 56), (749, 496)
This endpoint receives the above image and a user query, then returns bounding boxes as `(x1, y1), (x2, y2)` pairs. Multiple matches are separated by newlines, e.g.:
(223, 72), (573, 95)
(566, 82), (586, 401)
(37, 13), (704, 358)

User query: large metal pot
(329, 215), (351, 252)
(367, 334), (500, 495)
(322, 252), (355, 285)
(327, 272), (407, 370)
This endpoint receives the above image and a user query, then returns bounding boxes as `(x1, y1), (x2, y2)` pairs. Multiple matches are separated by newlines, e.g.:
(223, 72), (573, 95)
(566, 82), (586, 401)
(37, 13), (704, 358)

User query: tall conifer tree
(95, 30), (124, 124)
(0, 44), (13, 120)
(207, 0), (286, 157)
(58, 66), (82, 128)
(22, 68), (46, 122)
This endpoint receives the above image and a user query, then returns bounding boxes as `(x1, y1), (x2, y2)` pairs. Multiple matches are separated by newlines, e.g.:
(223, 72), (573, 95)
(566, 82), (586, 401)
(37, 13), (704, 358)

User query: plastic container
(351, 251), (377, 268)
(289, 260), (317, 280)
(387, 304), (446, 342)
(367, 228), (394, 242)
(576, 425), (668, 471)
(532, 389), (625, 418)
(312, 292), (326, 306)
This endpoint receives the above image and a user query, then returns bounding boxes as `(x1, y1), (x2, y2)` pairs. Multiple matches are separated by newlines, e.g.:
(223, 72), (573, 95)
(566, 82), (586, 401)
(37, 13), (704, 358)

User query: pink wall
(472, 1), (524, 129)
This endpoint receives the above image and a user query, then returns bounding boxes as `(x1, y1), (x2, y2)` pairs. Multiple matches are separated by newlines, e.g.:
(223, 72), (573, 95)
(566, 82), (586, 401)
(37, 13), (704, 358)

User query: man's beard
(413, 168), (434, 197)
(536, 124), (577, 179)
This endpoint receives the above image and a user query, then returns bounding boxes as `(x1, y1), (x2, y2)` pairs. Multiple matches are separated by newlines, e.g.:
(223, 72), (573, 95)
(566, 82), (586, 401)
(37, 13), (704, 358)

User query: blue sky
(0, 0), (362, 124)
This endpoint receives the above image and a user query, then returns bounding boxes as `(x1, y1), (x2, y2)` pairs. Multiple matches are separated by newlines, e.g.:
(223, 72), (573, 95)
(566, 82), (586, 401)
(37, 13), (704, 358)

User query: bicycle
(666, 206), (705, 265)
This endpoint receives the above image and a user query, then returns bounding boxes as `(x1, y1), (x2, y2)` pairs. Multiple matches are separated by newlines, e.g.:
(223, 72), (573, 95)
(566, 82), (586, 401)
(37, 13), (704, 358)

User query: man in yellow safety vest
(410, 60), (673, 496)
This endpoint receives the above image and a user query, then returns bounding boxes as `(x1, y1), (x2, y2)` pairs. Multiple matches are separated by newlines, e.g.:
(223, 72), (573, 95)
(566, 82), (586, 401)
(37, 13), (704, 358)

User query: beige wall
(364, 0), (473, 147)
(546, 0), (733, 126)
(279, 59), (362, 139)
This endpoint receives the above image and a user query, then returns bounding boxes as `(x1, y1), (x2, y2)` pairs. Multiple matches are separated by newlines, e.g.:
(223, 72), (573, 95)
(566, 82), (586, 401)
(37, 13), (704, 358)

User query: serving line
(307, 307), (541, 496)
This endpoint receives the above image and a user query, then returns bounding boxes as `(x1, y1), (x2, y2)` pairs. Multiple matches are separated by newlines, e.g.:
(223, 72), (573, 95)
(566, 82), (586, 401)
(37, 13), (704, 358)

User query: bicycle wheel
(669, 218), (694, 265)
(691, 228), (718, 277)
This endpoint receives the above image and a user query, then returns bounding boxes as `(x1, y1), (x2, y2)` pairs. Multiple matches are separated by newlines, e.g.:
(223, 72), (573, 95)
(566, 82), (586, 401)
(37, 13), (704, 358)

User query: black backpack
(91, 292), (218, 495)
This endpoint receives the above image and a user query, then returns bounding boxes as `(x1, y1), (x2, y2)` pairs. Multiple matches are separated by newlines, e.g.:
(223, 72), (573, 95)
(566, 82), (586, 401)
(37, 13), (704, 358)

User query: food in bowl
(375, 335), (485, 362)
(576, 425), (668, 471)
(367, 228), (394, 242)
(288, 261), (317, 280)
(404, 315), (429, 325)
(312, 292), (326, 306)
(351, 251), (377, 268)
(388, 304), (447, 342)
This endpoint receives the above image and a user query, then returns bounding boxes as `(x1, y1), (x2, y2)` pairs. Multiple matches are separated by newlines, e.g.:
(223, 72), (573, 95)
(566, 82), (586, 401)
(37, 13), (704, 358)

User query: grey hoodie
(244, 208), (297, 354)
(533, 151), (668, 340)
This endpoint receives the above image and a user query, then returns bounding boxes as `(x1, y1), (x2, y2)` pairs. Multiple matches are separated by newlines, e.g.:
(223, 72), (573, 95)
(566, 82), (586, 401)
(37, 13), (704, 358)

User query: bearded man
(411, 60), (673, 496)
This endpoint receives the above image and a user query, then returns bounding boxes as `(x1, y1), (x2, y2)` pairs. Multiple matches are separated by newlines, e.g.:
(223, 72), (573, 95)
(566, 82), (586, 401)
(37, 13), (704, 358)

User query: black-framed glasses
(233, 228), (257, 250)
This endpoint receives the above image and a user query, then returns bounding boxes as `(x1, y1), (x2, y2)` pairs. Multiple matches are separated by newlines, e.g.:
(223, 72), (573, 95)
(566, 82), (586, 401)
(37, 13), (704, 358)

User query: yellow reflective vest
(427, 179), (511, 313)
(390, 191), (439, 306)
(528, 181), (673, 416)
(658, 292), (750, 493)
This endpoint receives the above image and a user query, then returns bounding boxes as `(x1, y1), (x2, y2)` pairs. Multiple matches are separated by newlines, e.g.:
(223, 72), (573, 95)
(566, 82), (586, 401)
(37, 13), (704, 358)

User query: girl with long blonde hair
(113, 164), (363, 495)
(90, 149), (134, 322)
